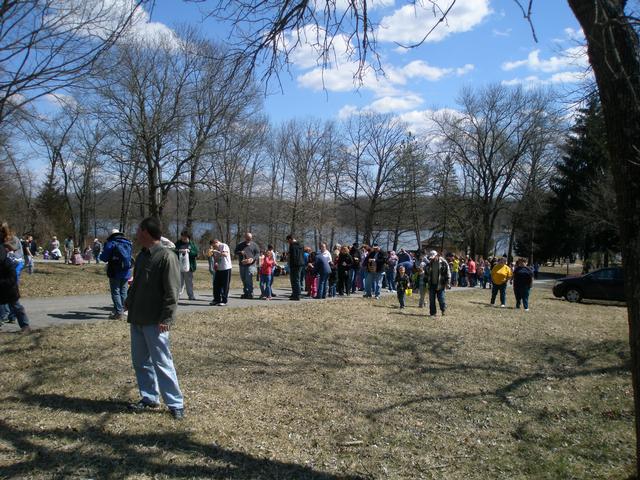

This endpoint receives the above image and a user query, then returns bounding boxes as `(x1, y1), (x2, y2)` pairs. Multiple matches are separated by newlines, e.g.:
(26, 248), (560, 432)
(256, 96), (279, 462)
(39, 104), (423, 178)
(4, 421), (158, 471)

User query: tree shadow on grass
(0, 415), (367, 479)
(364, 338), (630, 418)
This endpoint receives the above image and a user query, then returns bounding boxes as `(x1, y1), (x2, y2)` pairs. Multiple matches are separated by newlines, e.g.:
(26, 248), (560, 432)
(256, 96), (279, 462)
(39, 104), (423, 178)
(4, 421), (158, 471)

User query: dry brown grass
(19, 261), (288, 298)
(0, 286), (633, 479)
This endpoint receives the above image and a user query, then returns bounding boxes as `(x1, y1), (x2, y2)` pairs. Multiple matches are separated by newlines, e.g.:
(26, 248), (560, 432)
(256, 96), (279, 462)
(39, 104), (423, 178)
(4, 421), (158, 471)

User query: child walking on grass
(396, 265), (411, 309)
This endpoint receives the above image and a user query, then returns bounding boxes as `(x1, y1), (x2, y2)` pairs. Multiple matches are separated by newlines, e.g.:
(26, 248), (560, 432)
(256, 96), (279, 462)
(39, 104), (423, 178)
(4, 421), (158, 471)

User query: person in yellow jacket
(490, 257), (512, 307)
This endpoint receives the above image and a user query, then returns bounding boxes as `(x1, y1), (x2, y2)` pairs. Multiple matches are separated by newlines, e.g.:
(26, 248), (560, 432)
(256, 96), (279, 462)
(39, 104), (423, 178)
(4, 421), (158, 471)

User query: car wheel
(565, 288), (582, 303)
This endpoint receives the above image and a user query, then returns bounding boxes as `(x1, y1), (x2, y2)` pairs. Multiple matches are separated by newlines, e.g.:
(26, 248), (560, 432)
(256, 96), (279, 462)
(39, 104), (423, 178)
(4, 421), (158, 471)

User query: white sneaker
(500, 304), (505, 308)
(525, 308), (529, 312)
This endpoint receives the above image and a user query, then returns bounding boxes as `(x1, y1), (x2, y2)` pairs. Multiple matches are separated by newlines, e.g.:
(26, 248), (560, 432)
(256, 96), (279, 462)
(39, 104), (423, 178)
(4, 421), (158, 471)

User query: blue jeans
(130, 324), (183, 409)
(0, 301), (29, 328)
(239, 265), (254, 296)
(260, 273), (272, 298)
(365, 271), (375, 296)
(387, 268), (396, 291)
(514, 286), (530, 309)
(374, 272), (383, 297)
(429, 286), (446, 315)
(109, 277), (128, 315)
(491, 283), (507, 306)
(350, 269), (357, 293)
(317, 271), (329, 298)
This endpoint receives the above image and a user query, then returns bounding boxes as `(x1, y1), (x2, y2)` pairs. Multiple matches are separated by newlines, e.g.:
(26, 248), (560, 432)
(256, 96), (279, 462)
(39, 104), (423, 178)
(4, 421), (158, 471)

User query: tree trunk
(185, 160), (199, 232)
(507, 220), (517, 264)
(568, 0), (640, 474)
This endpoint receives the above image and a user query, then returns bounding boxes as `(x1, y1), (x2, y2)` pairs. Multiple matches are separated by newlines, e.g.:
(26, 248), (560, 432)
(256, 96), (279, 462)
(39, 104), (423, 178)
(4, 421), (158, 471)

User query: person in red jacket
(467, 256), (477, 287)
(259, 249), (276, 299)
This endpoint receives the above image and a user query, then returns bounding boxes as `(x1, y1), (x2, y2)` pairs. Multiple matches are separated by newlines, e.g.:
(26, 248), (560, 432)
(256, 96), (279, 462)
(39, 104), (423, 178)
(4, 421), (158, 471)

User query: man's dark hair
(286, 234), (294, 241)
(180, 229), (191, 239)
(140, 217), (162, 240)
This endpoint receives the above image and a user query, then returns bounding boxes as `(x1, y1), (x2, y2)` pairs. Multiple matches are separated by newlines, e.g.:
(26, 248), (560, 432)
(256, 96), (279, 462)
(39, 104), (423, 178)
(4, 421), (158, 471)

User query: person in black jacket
(286, 234), (304, 300)
(349, 242), (361, 294)
(337, 245), (353, 296)
(512, 258), (534, 311)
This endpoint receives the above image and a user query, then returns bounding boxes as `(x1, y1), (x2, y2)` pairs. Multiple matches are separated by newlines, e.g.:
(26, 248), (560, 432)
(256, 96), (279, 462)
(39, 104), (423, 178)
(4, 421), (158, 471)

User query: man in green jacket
(125, 217), (184, 420)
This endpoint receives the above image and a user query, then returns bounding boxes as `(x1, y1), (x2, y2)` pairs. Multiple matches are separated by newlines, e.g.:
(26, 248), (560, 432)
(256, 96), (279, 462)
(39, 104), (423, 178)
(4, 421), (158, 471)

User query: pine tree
(535, 96), (618, 262)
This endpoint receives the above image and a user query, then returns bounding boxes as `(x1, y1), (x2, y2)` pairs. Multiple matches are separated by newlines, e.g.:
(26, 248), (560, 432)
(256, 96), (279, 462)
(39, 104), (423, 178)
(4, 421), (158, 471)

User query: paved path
(1, 287), (401, 332)
(1, 281), (551, 333)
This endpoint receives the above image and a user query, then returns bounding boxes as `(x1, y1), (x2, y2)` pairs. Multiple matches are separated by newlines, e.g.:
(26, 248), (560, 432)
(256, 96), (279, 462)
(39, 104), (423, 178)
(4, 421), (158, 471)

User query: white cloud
(297, 62), (398, 94)
(7, 93), (26, 106)
(501, 70), (588, 88)
(396, 110), (434, 133)
(501, 76), (542, 87)
(54, 0), (177, 48)
(548, 71), (587, 83)
(501, 46), (588, 73)
(400, 60), (452, 81)
(336, 105), (464, 135)
(285, 24), (354, 69)
(396, 107), (463, 134)
(492, 28), (512, 37)
(369, 94), (424, 113)
(563, 27), (585, 42)
(331, 0), (395, 11)
(376, 0), (491, 45)
(456, 63), (474, 76)
(338, 104), (360, 119)
(42, 93), (78, 109)
(298, 57), (473, 96)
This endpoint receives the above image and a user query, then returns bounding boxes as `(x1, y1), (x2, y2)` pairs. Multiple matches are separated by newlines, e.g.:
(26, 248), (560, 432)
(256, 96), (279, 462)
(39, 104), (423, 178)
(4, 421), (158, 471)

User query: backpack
(0, 244), (19, 303)
(107, 238), (132, 276)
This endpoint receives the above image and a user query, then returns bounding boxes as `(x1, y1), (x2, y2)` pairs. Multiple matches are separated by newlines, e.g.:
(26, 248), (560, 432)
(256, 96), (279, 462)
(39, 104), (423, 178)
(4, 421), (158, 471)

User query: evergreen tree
(534, 95), (619, 262)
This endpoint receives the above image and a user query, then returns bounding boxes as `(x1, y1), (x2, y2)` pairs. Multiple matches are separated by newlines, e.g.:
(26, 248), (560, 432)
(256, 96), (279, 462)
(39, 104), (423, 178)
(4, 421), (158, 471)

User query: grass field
(19, 261), (289, 298)
(0, 283), (633, 479)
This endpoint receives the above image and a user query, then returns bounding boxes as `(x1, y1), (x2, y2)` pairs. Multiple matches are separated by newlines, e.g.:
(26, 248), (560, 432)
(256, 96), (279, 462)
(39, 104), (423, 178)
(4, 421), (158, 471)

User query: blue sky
(47, 1), (589, 132)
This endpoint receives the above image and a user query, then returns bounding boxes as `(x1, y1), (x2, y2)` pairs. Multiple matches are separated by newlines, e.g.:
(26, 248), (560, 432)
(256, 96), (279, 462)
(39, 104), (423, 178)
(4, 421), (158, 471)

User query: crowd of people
(1, 224), (539, 328)
(201, 232), (536, 315)
(1, 220), (538, 420)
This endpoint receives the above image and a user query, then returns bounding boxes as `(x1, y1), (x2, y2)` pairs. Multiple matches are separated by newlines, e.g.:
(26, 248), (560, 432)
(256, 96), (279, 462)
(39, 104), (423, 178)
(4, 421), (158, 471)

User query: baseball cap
(427, 250), (438, 259)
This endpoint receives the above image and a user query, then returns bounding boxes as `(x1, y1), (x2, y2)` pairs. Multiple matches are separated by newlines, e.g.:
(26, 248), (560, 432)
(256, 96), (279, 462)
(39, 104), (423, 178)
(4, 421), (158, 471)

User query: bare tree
(281, 118), (332, 239)
(0, 0), (144, 126)
(433, 85), (557, 257)
(343, 112), (406, 245)
(96, 32), (200, 222)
